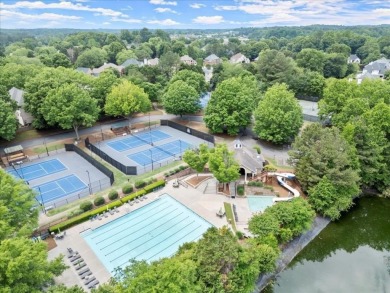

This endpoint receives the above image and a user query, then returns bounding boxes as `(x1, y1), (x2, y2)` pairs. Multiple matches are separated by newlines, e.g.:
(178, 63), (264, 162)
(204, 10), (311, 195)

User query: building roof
(121, 58), (143, 67)
(232, 140), (264, 172)
(205, 54), (220, 61)
(8, 87), (25, 106)
(180, 55), (195, 62)
(230, 53), (247, 62)
(362, 58), (390, 75)
(76, 67), (90, 74)
(147, 58), (159, 66)
(349, 54), (360, 61)
(91, 63), (124, 75)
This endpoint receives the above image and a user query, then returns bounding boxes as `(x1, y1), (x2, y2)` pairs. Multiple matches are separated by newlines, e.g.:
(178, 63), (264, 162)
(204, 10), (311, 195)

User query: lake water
(264, 197), (390, 293)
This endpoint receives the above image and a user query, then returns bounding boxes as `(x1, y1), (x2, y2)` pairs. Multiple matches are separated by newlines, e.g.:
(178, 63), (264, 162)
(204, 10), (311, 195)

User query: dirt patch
(186, 175), (212, 188)
(171, 119), (211, 133)
(45, 237), (57, 251)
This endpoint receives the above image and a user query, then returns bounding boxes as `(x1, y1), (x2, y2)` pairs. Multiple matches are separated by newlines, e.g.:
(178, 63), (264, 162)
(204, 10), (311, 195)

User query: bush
(237, 185), (245, 196)
(179, 165), (187, 171)
(253, 145), (261, 154)
(108, 190), (119, 200)
(236, 230), (244, 240)
(67, 208), (84, 219)
(121, 190), (146, 203)
(122, 184), (133, 194)
(94, 196), (105, 206)
(135, 180), (146, 189)
(248, 181), (264, 187)
(144, 180), (166, 193)
(80, 201), (93, 212)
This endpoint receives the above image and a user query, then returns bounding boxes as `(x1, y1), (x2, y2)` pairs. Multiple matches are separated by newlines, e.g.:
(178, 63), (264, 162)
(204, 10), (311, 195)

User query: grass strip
(224, 202), (237, 232)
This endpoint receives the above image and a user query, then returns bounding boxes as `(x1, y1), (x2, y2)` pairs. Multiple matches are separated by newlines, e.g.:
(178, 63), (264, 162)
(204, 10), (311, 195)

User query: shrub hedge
(80, 201), (93, 212)
(135, 180), (146, 189)
(49, 179), (166, 233)
(94, 196), (105, 206)
(108, 190), (119, 200)
(122, 184), (133, 194)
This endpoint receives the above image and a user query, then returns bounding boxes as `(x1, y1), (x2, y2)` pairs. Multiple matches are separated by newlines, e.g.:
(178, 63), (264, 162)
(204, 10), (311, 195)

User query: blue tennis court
(128, 140), (192, 166)
(34, 174), (87, 204)
(7, 159), (66, 181)
(107, 130), (171, 152)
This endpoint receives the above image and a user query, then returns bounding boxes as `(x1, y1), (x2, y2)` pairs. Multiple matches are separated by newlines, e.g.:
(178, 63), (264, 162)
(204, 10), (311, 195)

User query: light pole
(86, 170), (92, 195)
(148, 149), (154, 171)
(43, 139), (49, 156)
(37, 186), (46, 214)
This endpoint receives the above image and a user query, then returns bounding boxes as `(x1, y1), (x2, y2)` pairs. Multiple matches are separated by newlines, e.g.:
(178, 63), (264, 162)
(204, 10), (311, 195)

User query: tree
(76, 47), (107, 68)
(104, 80), (151, 128)
(257, 49), (300, 86)
(254, 83), (303, 144)
(295, 48), (326, 73)
(0, 88), (18, 141)
(169, 69), (207, 95)
(162, 80), (201, 117)
(0, 237), (67, 293)
(42, 84), (99, 140)
(116, 49), (136, 65)
(204, 77), (258, 135)
(326, 43), (351, 56)
(290, 70), (325, 98)
(0, 169), (38, 241)
(159, 51), (180, 78)
(91, 69), (119, 109)
(208, 144), (240, 190)
(288, 123), (360, 197)
(46, 284), (85, 293)
(104, 41), (126, 64)
(323, 53), (348, 78)
(182, 144), (209, 178)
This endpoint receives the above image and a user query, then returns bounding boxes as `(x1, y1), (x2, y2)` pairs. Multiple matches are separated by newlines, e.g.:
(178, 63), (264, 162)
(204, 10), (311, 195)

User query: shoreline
(253, 216), (331, 292)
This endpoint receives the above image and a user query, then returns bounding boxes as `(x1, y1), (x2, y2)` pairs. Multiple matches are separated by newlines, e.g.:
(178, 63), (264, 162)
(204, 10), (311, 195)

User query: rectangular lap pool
(81, 194), (212, 274)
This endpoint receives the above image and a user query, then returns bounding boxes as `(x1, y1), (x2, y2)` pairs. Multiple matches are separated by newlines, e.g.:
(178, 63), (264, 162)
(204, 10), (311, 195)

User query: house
(76, 67), (91, 74)
(356, 57), (390, 84)
(180, 55), (197, 66)
(8, 87), (34, 127)
(348, 54), (360, 64)
(230, 53), (250, 64)
(90, 63), (124, 77)
(121, 58), (143, 68)
(203, 54), (222, 66)
(144, 58), (159, 66)
(202, 66), (213, 83)
(232, 139), (264, 183)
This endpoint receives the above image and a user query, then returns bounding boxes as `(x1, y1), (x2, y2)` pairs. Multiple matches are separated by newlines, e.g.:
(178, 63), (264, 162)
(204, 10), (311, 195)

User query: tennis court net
(153, 144), (177, 158)
(131, 133), (153, 146)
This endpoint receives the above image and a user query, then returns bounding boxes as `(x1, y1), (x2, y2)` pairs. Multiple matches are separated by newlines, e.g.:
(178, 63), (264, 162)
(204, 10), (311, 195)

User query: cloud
(0, 9), (81, 21)
(149, 0), (177, 6)
(111, 17), (142, 23)
(193, 15), (224, 24)
(102, 22), (110, 25)
(214, 5), (238, 11)
(147, 18), (180, 25)
(154, 7), (179, 14)
(190, 3), (206, 9)
(1, 1), (127, 17)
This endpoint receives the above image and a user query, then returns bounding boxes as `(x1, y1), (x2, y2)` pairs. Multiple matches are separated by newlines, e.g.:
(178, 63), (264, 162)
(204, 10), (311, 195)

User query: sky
(1, 0), (390, 29)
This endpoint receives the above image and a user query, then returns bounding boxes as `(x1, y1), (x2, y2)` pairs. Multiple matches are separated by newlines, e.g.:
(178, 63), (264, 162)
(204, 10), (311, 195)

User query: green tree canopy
(0, 87), (18, 141)
(182, 143), (209, 177)
(116, 49), (137, 65)
(169, 69), (207, 95)
(42, 83), (99, 140)
(0, 237), (67, 293)
(254, 83), (303, 144)
(204, 76), (259, 135)
(295, 48), (326, 73)
(104, 80), (151, 126)
(162, 80), (201, 117)
(91, 69), (119, 109)
(76, 47), (108, 68)
(208, 144), (240, 189)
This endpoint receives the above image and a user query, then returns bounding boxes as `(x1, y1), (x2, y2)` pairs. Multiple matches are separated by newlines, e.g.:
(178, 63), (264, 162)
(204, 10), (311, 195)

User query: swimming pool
(247, 195), (275, 213)
(81, 194), (212, 274)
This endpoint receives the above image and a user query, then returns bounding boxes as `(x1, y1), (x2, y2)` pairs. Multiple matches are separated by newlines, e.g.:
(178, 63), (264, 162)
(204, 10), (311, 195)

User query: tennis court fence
(160, 120), (214, 144)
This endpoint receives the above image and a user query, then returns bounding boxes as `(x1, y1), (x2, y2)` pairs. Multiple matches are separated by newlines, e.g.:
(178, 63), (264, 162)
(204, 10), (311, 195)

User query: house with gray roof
(76, 67), (91, 74)
(232, 139), (264, 183)
(204, 54), (222, 66)
(180, 55), (197, 66)
(230, 53), (249, 64)
(347, 54), (360, 64)
(90, 63), (124, 77)
(121, 58), (143, 68)
(8, 87), (34, 127)
(356, 57), (390, 84)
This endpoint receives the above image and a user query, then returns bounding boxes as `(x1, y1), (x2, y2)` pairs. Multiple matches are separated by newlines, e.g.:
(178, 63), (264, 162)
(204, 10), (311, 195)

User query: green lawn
(33, 143), (65, 155)
(224, 202), (237, 232)
(265, 156), (295, 171)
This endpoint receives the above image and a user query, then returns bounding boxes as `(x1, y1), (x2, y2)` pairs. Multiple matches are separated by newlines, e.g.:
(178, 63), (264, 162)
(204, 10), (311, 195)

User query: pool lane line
(114, 220), (197, 266)
(96, 207), (181, 247)
(90, 201), (171, 240)
(103, 211), (187, 255)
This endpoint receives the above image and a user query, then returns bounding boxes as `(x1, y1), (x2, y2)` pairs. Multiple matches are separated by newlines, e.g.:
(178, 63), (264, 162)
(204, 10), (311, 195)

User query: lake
(264, 197), (390, 293)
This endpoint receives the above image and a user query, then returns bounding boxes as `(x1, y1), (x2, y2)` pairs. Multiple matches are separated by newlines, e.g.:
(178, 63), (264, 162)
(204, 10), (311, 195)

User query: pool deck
(48, 174), (255, 290)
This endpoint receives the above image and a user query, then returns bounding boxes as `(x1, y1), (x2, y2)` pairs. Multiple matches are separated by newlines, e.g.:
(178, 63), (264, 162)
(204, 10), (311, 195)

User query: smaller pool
(247, 195), (275, 213)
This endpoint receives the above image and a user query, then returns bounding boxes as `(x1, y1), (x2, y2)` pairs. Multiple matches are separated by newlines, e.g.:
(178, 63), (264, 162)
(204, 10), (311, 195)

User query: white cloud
(0, 9), (81, 21)
(154, 7), (178, 14)
(193, 15), (224, 24)
(111, 17), (142, 23)
(190, 3), (206, 9)
(214, 5), (238, 11)
(0, 1), (127, 17)
(147, 18), (180, 25)
(102, 22), (110, 25)
(149, 0), (177, 6)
